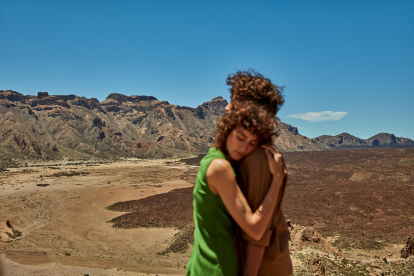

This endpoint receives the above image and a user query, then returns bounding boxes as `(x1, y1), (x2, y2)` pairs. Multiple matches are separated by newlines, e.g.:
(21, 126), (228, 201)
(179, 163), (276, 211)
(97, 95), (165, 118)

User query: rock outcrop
(367, 133), (414, 146)
(313, 133), (366, 147)
(289, 224), (343, 255)
(0, 221), (19, 242)
(401, 234), (414, 258)
(0, 90), (25, 102)
(307, 252), (326, 276)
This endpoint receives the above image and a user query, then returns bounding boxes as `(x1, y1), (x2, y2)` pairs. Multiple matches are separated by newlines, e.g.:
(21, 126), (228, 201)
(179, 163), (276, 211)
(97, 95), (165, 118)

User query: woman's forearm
(243, 176), (282, 240)
(207, 158), (283, 241)
(244, 244), (265, 276)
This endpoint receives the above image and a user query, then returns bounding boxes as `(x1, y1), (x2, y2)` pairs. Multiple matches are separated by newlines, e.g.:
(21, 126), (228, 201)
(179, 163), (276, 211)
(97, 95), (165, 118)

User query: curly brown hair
(214, 101), (277, 156)
(226, 69), (284, 116)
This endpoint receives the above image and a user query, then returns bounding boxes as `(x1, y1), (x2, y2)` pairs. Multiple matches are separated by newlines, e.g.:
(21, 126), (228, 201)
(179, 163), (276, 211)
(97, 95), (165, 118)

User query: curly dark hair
(214, 101), (277, 156)
(226, 69), (284, 117)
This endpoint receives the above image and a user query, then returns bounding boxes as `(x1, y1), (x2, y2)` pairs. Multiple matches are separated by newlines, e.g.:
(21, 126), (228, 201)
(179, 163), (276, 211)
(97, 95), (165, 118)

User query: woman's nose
(239, 142), (248, 153)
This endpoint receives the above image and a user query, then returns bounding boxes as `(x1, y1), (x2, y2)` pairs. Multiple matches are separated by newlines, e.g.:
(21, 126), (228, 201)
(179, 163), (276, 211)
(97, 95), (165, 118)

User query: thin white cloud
(287, 111), (347, 122)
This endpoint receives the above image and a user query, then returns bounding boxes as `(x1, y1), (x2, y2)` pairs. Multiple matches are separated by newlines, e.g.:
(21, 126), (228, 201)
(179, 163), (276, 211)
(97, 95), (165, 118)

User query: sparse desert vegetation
(1, 147), (414, 275)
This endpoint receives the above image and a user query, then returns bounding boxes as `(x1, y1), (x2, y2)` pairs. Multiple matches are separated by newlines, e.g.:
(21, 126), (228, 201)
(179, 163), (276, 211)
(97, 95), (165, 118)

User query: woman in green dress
(186, 102), (284, 276)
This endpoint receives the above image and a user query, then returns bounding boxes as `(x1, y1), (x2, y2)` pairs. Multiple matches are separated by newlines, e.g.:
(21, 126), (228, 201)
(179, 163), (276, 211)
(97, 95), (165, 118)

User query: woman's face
(226, 126), (258, 162)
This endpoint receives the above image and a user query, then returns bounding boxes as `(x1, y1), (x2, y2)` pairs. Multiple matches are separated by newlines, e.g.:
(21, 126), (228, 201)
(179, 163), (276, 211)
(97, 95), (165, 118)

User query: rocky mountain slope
(274, 117), (326, 152)
(313, 132), (414, 148)
(0, 90), (323, 165)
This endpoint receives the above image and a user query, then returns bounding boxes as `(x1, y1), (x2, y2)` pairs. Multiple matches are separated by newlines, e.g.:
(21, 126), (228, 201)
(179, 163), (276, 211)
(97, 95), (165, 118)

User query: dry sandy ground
(2, 148), (414, 275)
(0, 159), (195, 276)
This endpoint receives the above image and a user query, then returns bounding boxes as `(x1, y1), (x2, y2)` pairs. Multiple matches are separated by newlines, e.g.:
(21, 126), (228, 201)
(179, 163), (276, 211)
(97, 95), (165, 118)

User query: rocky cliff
(0, 90), (324, 165)
(274, 118), (326, 152)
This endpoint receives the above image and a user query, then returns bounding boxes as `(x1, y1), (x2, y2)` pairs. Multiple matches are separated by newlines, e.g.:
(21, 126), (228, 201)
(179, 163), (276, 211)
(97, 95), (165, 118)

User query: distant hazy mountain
(0, 89), (324, 165)
(313, 132), (414, 148)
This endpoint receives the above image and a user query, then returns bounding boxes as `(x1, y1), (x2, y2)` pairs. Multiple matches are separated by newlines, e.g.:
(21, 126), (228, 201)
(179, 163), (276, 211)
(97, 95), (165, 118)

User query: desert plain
(1, 147), (414, 275)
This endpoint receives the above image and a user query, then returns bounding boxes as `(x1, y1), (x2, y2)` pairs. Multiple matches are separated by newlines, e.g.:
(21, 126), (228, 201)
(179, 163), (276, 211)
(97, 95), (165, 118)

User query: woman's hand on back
(261, 144), (283, 178)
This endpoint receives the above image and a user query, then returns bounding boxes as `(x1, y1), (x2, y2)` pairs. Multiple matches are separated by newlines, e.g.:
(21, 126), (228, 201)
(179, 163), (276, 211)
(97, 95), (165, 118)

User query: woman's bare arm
(244, 244), (265, 276)
(207, 145), (283, 241)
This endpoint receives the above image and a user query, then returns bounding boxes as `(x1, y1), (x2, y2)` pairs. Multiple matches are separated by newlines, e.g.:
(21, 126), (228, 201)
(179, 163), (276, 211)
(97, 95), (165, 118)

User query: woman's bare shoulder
(206, 158), (234, 195)
(207, 158), (232, 175)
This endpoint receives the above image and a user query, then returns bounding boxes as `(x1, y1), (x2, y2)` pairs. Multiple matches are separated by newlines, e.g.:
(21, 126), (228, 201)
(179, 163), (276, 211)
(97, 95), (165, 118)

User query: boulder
(0, 221), (16, 241)
(401, 234), (414, 258)
(307, 252), (325, 276)
(289, 223), (343, 255)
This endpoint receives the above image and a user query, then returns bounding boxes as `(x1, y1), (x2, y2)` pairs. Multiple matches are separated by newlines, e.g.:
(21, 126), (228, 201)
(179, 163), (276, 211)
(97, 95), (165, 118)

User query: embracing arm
(207, 145), (283, 241)
(244, 244), (265, 276)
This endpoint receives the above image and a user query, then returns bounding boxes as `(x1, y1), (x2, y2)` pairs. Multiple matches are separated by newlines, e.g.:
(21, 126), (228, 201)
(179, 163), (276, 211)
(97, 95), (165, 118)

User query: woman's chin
(230, 152), (243, 161)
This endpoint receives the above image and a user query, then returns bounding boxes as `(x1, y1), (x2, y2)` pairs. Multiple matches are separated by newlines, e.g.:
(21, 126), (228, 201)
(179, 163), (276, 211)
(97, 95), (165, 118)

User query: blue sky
(1, 0), (413, 140)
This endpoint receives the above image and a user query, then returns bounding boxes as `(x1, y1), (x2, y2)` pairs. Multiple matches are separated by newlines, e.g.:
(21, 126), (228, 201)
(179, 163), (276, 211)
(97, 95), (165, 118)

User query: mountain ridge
(313, 132), (414, 148)
(1, 89), (412, 167)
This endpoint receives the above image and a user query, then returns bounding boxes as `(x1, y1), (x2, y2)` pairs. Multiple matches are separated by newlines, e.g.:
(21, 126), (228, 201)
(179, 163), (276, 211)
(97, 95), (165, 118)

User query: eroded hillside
(0, 90), (325, 166)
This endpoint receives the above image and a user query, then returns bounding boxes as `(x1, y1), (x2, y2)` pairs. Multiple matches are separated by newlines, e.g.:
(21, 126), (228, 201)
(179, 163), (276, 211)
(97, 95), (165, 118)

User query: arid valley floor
(1, 147), (414, 275)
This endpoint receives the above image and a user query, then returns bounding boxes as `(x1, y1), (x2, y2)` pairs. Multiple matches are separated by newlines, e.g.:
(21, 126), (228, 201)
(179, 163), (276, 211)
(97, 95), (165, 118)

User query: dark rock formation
(13, 135), (27, 151)
(0, 90), (25, 102)
(37, 98), (71, 108)
(37, 92), (49, 99)
(93, 117), (105, 128)
(367, 133), (414, 146)
(307, 252), (325, 276)
(195, 106), (205, 120)
(72, 97), (91, 108)
(55, 94), (77, 101)
(401, 234), (414, 258)
(313, 133), (366, 147)
(107, 93), (158, 103)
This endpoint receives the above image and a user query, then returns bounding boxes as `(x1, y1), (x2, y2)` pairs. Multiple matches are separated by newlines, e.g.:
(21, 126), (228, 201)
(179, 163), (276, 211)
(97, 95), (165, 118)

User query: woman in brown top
(225, 70), (293, 276)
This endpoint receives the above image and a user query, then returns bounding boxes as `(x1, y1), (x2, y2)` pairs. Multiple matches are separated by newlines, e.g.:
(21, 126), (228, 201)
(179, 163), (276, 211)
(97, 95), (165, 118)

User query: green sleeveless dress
(186, 148), (237, 276)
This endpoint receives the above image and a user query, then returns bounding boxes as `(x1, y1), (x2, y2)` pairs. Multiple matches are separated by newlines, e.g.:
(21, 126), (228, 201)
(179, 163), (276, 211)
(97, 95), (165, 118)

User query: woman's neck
(226, 154), (237, 165)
